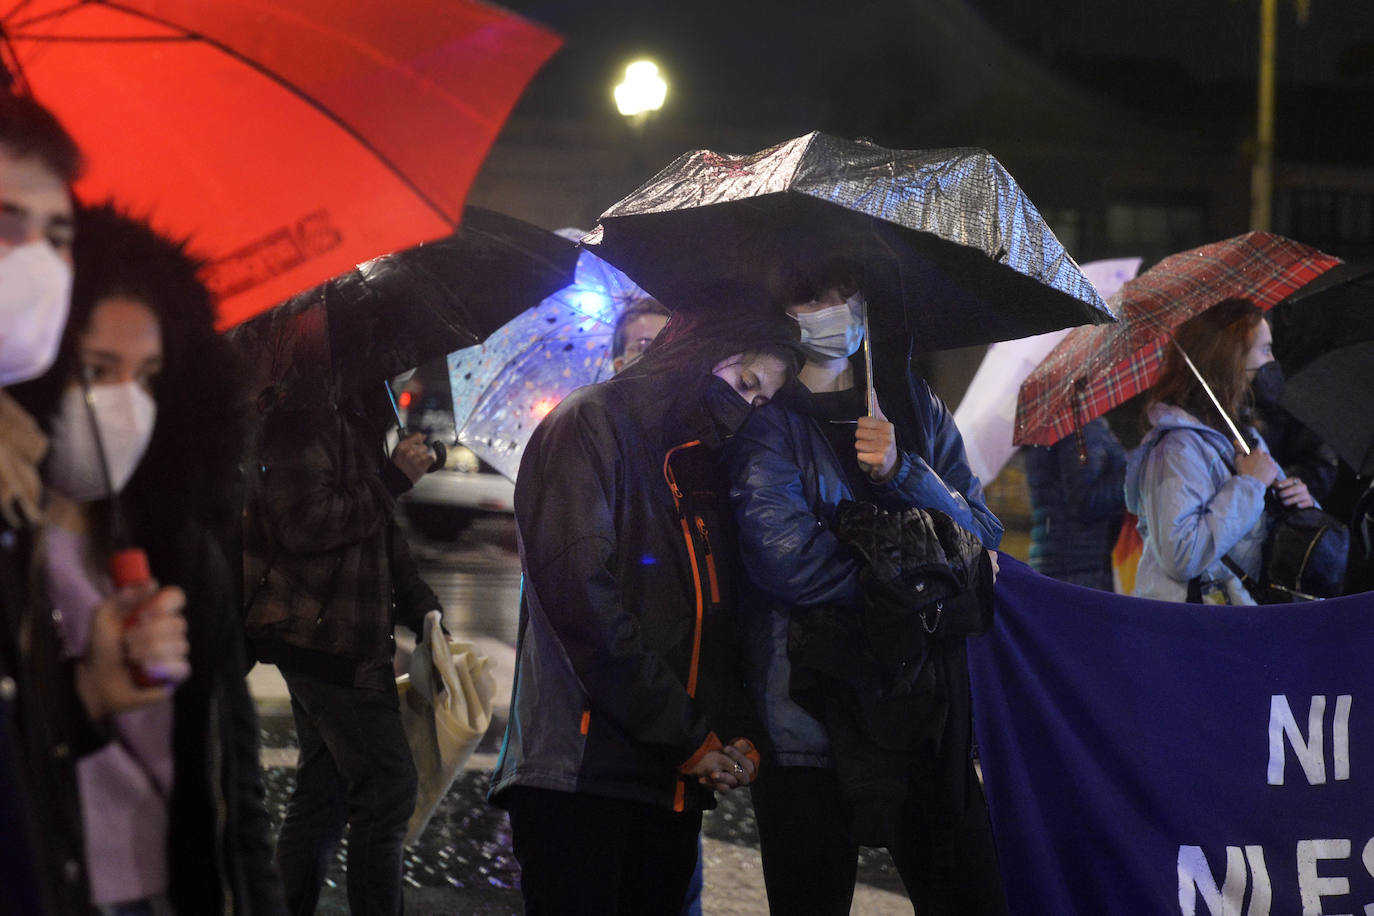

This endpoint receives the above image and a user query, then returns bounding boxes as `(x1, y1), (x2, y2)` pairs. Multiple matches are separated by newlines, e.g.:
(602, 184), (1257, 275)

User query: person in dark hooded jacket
(489, 290), (797, 915)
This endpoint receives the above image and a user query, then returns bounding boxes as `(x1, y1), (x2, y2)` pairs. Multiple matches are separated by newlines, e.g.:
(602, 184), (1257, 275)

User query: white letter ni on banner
(1269, 696), (1327, 786)
(1179, 846), (1248, 916)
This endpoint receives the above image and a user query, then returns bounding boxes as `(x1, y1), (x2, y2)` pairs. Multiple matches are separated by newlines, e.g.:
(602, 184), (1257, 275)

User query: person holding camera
(244, 380), (442, 915)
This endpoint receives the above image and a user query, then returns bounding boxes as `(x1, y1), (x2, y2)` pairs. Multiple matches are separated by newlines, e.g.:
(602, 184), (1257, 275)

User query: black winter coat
(144, 517), (287, 915)
(1, 517), (103, 916)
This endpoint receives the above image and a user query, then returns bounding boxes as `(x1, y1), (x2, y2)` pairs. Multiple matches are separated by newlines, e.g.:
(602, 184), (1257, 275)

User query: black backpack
(1257, 503), (1349, 601)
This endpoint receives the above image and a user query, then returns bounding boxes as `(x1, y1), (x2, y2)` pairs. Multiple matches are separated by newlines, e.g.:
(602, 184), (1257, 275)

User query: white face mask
(46, 382), (157, 502)
(792, 293), (866, 360)
(0, 241), (74, 385)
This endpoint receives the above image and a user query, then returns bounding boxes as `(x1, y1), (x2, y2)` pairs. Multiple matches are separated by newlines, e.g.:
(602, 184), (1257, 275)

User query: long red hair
(1149, 298), (1264, 438)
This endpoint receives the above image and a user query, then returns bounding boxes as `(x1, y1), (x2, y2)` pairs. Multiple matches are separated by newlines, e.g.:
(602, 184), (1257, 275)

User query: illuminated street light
(614, 59), (667, 123)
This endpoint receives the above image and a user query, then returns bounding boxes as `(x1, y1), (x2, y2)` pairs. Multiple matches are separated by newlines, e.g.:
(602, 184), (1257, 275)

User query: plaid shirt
(243, 403), (437, 679)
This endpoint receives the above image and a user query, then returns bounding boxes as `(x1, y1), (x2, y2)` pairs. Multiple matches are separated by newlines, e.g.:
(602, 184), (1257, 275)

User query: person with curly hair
(11, 203), (286, 914)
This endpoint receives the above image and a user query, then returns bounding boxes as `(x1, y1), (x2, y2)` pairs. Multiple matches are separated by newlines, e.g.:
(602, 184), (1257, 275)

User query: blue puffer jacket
(1025, 417), (1126, 589)
(725, 374), (1000, 766)
(1123, 403), (1270, 604)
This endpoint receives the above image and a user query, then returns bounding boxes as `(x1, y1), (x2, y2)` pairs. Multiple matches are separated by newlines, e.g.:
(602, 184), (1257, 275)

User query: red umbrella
(1, 0), (560, 329)
(1014, 232), (1340, 447)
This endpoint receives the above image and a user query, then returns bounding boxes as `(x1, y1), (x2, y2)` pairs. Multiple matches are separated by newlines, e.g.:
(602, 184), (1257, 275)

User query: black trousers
(276, 669), (417, 916)
(504, 786), (702, 916)
(750, 765), (1008, 916)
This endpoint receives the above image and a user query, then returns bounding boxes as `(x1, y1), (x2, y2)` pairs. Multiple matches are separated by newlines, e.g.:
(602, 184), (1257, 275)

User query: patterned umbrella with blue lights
(447, 244), (656, 480)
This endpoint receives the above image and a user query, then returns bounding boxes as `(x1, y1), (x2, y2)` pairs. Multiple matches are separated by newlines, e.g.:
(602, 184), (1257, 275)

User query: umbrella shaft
(862, 301), (877, 418)
(1172, 341), (1250, 455)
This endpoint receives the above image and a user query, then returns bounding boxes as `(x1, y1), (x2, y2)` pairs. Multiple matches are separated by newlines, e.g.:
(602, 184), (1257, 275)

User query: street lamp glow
(614, 60), (667, 117)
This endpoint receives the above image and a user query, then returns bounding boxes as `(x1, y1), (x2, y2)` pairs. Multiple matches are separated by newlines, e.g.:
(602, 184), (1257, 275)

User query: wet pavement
(255, 514), (911, 914)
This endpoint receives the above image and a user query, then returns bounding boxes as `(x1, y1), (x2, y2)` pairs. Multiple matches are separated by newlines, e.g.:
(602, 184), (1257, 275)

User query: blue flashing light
(575, 289), (612, 316)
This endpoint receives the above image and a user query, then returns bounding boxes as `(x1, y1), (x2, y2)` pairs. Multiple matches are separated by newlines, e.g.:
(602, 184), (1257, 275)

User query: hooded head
(617, 280), (802, 439)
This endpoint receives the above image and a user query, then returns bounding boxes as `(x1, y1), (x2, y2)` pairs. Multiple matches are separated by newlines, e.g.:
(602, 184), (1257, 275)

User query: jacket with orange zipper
(489, 369), (759, 813)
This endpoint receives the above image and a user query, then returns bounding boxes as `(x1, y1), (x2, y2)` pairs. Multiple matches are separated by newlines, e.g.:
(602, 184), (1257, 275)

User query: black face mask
(703, 375), (755, 438)
(1250, 361), (1285, 408)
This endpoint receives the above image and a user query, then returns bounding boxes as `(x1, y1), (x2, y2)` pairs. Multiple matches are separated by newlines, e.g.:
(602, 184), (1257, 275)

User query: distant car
(402, 449), (515, 539)
(394, 357), (515, 540)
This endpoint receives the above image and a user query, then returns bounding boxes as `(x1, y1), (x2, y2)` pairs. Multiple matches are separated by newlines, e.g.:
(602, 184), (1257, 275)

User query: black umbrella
(1271, 261), (1374, 476)
(582, 131), (1113, 352)
(226, 207), (579, 413)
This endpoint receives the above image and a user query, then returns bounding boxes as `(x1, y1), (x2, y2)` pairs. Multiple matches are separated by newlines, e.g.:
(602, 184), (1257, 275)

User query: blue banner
(968, 556), (1374, 916)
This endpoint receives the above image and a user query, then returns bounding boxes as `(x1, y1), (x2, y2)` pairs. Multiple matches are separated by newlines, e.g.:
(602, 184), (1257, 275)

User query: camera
(399, 427), (448, 474)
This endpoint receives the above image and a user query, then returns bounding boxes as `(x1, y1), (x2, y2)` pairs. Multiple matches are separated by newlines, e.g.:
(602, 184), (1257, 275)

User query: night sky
(496, 0), (1374, 161)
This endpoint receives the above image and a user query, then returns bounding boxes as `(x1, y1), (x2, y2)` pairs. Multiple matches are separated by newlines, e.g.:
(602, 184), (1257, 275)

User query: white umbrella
(953, 258), (1142, 482)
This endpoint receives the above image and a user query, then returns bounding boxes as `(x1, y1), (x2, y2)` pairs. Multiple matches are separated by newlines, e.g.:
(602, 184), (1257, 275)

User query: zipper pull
(695, 516), (712, 555)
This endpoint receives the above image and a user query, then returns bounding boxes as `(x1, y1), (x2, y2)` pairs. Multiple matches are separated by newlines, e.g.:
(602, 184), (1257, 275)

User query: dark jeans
(504, 786), (701, 916)
(275, 669), (417, 916)
(750, 765), (1008, 916)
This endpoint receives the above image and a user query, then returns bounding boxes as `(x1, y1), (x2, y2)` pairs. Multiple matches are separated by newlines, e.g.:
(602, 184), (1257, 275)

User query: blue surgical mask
(792, 293), (865, 360)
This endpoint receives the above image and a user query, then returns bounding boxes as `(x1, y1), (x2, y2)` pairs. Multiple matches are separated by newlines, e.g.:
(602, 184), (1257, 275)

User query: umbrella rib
(7, 32), (192, 41)
(25, 0), (457, 228)
(2, 0), (46, 27)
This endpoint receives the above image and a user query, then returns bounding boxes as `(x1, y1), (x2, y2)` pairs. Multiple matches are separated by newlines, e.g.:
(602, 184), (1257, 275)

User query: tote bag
(397, 611), (495, 844)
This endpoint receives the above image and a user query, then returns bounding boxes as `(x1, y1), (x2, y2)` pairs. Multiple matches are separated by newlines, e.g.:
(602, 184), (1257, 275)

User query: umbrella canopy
(582, 131), (1113, 352)
(1271, 262), (1374, 475)
(226, 207), (578, 414)
(1014, 232), (1341, 447)
(1, 0), (561, 328)
(447, 247), (656, 480)
(954, 257), (1141, 482)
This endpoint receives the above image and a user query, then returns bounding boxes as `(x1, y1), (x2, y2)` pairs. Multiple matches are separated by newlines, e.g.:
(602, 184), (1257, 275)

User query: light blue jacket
(1123, 404), (1270, 604)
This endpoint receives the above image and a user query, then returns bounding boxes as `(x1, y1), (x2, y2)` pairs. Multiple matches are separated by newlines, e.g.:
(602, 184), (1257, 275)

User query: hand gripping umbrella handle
(110, 547), (164, 688)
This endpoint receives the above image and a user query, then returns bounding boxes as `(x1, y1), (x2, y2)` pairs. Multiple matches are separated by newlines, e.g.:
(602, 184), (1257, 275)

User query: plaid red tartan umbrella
(1014, 232), (1340, 447)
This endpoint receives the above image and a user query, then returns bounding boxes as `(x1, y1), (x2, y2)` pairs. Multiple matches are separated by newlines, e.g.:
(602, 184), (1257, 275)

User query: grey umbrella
(583, 131), (1112, 353)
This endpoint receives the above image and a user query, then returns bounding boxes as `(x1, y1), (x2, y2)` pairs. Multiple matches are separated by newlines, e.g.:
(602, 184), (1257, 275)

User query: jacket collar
(1143, 402), (1236, 452)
